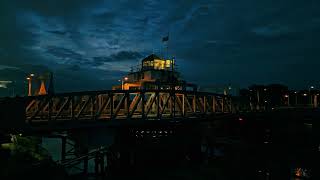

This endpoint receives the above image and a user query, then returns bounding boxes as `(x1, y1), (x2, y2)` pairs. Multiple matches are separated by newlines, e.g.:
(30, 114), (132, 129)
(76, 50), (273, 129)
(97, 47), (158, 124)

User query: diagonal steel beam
(112, 93), (127, 119)
(128, 94), (141, 118)
(95, 96), (110, 118)
(75, 96), (92, 119)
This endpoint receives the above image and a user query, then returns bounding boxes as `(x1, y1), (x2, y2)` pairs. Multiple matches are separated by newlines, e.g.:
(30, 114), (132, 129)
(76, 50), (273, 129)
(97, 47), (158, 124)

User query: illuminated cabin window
(143, 61), (153, 68)
(143, 58), (173, 70)
(165, 60), (171, 68)
(154, 59), (165, 70)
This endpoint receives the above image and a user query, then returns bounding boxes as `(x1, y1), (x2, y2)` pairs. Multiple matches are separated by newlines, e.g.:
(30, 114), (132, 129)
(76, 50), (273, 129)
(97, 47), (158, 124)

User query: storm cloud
(0, 0), (320, 96)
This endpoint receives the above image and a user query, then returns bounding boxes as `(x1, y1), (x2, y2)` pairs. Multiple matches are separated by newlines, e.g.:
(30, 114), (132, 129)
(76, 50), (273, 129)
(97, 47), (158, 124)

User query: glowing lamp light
(124, 77), (128, 81)
(30, 73), (35, 77)
(303, 93), (308, 96)
(26, 77), (31, 80)
(310, 86), (314, 89)
(238, 117), (244, 121)
(284, 95), (289, 98)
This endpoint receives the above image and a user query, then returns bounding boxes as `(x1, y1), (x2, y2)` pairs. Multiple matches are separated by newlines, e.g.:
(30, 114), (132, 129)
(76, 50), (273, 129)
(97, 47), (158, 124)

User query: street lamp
(119, 77), (128, 90)
(309, 86), (315, 106)
(284, 94), (289, 106)
(26, 73), (34, 96)
(294, 91), (298, 105)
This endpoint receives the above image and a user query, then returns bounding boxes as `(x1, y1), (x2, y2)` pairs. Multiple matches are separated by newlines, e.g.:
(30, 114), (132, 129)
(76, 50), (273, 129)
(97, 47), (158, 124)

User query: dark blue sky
(0, 0), (320, 96)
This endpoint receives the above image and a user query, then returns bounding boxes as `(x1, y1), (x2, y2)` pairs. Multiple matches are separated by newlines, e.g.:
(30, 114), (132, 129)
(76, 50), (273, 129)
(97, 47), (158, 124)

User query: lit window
(154, 59), (165, 70)
(165, 60), (171, 68)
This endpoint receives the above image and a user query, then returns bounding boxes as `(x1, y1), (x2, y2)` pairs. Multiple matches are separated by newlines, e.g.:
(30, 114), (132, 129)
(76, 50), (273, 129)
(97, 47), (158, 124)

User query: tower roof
(142, 54), (161, 62)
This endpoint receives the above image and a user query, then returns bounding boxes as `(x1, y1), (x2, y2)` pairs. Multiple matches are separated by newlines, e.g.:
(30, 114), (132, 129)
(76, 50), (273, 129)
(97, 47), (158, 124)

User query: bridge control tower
(113, 54), (197, 91)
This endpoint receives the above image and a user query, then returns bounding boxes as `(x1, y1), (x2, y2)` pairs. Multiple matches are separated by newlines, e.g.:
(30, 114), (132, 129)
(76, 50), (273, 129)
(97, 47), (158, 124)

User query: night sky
(1, 0), (320, 96)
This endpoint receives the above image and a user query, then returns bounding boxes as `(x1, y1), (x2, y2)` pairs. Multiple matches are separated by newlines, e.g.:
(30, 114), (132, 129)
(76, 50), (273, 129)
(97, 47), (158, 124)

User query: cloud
(0, 65), (19, 70)
(15, 0), (103, 17)
(0, 0), (320, 96)
(45, 46), (88, 64)
(47, 30), (68, 36)
(251, 24), (294, 38)
(92, 50), (142, 65)
(109, 51), (143, 61)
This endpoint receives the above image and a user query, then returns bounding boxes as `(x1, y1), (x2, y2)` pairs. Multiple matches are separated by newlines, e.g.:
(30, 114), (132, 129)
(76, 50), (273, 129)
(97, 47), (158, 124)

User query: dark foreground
(102, 110), (314, 180)
(0, 109), (315, 180)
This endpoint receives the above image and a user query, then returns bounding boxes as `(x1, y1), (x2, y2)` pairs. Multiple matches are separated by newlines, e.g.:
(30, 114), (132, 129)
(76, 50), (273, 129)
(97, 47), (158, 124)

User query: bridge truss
(26, 90), (233, 124)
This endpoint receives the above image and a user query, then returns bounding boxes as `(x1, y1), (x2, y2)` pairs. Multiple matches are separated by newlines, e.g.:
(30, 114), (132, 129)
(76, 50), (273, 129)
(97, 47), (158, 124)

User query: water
(39, 114), (313, 179)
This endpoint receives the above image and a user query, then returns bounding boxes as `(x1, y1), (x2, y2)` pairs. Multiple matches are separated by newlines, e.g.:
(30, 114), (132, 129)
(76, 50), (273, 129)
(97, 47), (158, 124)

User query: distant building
(112, 54), (197, 91)
(239, 84), (289, 111)
(238, 84), (320, 110)
(199, 84), (240, 96)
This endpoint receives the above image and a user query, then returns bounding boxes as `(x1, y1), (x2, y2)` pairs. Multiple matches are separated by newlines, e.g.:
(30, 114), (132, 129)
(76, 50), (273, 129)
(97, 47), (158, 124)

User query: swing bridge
(24, 89), (233, 128)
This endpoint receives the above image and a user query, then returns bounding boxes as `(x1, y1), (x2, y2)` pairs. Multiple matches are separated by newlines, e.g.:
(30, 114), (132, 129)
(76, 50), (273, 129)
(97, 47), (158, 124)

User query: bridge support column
(83, 149), (89, 175)
(61, 136), (66, 161)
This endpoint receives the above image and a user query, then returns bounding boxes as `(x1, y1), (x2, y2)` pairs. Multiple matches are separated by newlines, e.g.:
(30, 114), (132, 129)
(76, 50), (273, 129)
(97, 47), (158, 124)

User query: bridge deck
(0, 90), (234, 130)
(25, 90), (232, 124)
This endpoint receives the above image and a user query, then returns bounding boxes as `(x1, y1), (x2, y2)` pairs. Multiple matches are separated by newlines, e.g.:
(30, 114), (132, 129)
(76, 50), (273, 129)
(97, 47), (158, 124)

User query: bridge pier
(61, 135), (66, 161)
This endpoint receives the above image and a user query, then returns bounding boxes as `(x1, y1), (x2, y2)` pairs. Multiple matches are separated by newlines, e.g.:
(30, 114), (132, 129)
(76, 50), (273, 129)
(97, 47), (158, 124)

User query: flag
(162, 35), (169, 42)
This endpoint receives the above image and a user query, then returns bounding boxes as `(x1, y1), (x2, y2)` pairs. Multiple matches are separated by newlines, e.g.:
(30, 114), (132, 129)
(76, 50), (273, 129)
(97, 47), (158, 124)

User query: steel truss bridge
(25, 90), (233, 125)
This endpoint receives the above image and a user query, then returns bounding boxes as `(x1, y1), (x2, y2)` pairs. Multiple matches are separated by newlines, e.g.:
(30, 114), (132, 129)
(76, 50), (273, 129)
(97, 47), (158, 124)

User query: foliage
(0, 134), (68, 180)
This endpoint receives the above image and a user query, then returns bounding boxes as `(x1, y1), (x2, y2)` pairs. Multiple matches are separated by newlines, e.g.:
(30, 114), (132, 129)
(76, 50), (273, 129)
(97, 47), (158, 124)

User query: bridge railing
(25, 90), (233, 124)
